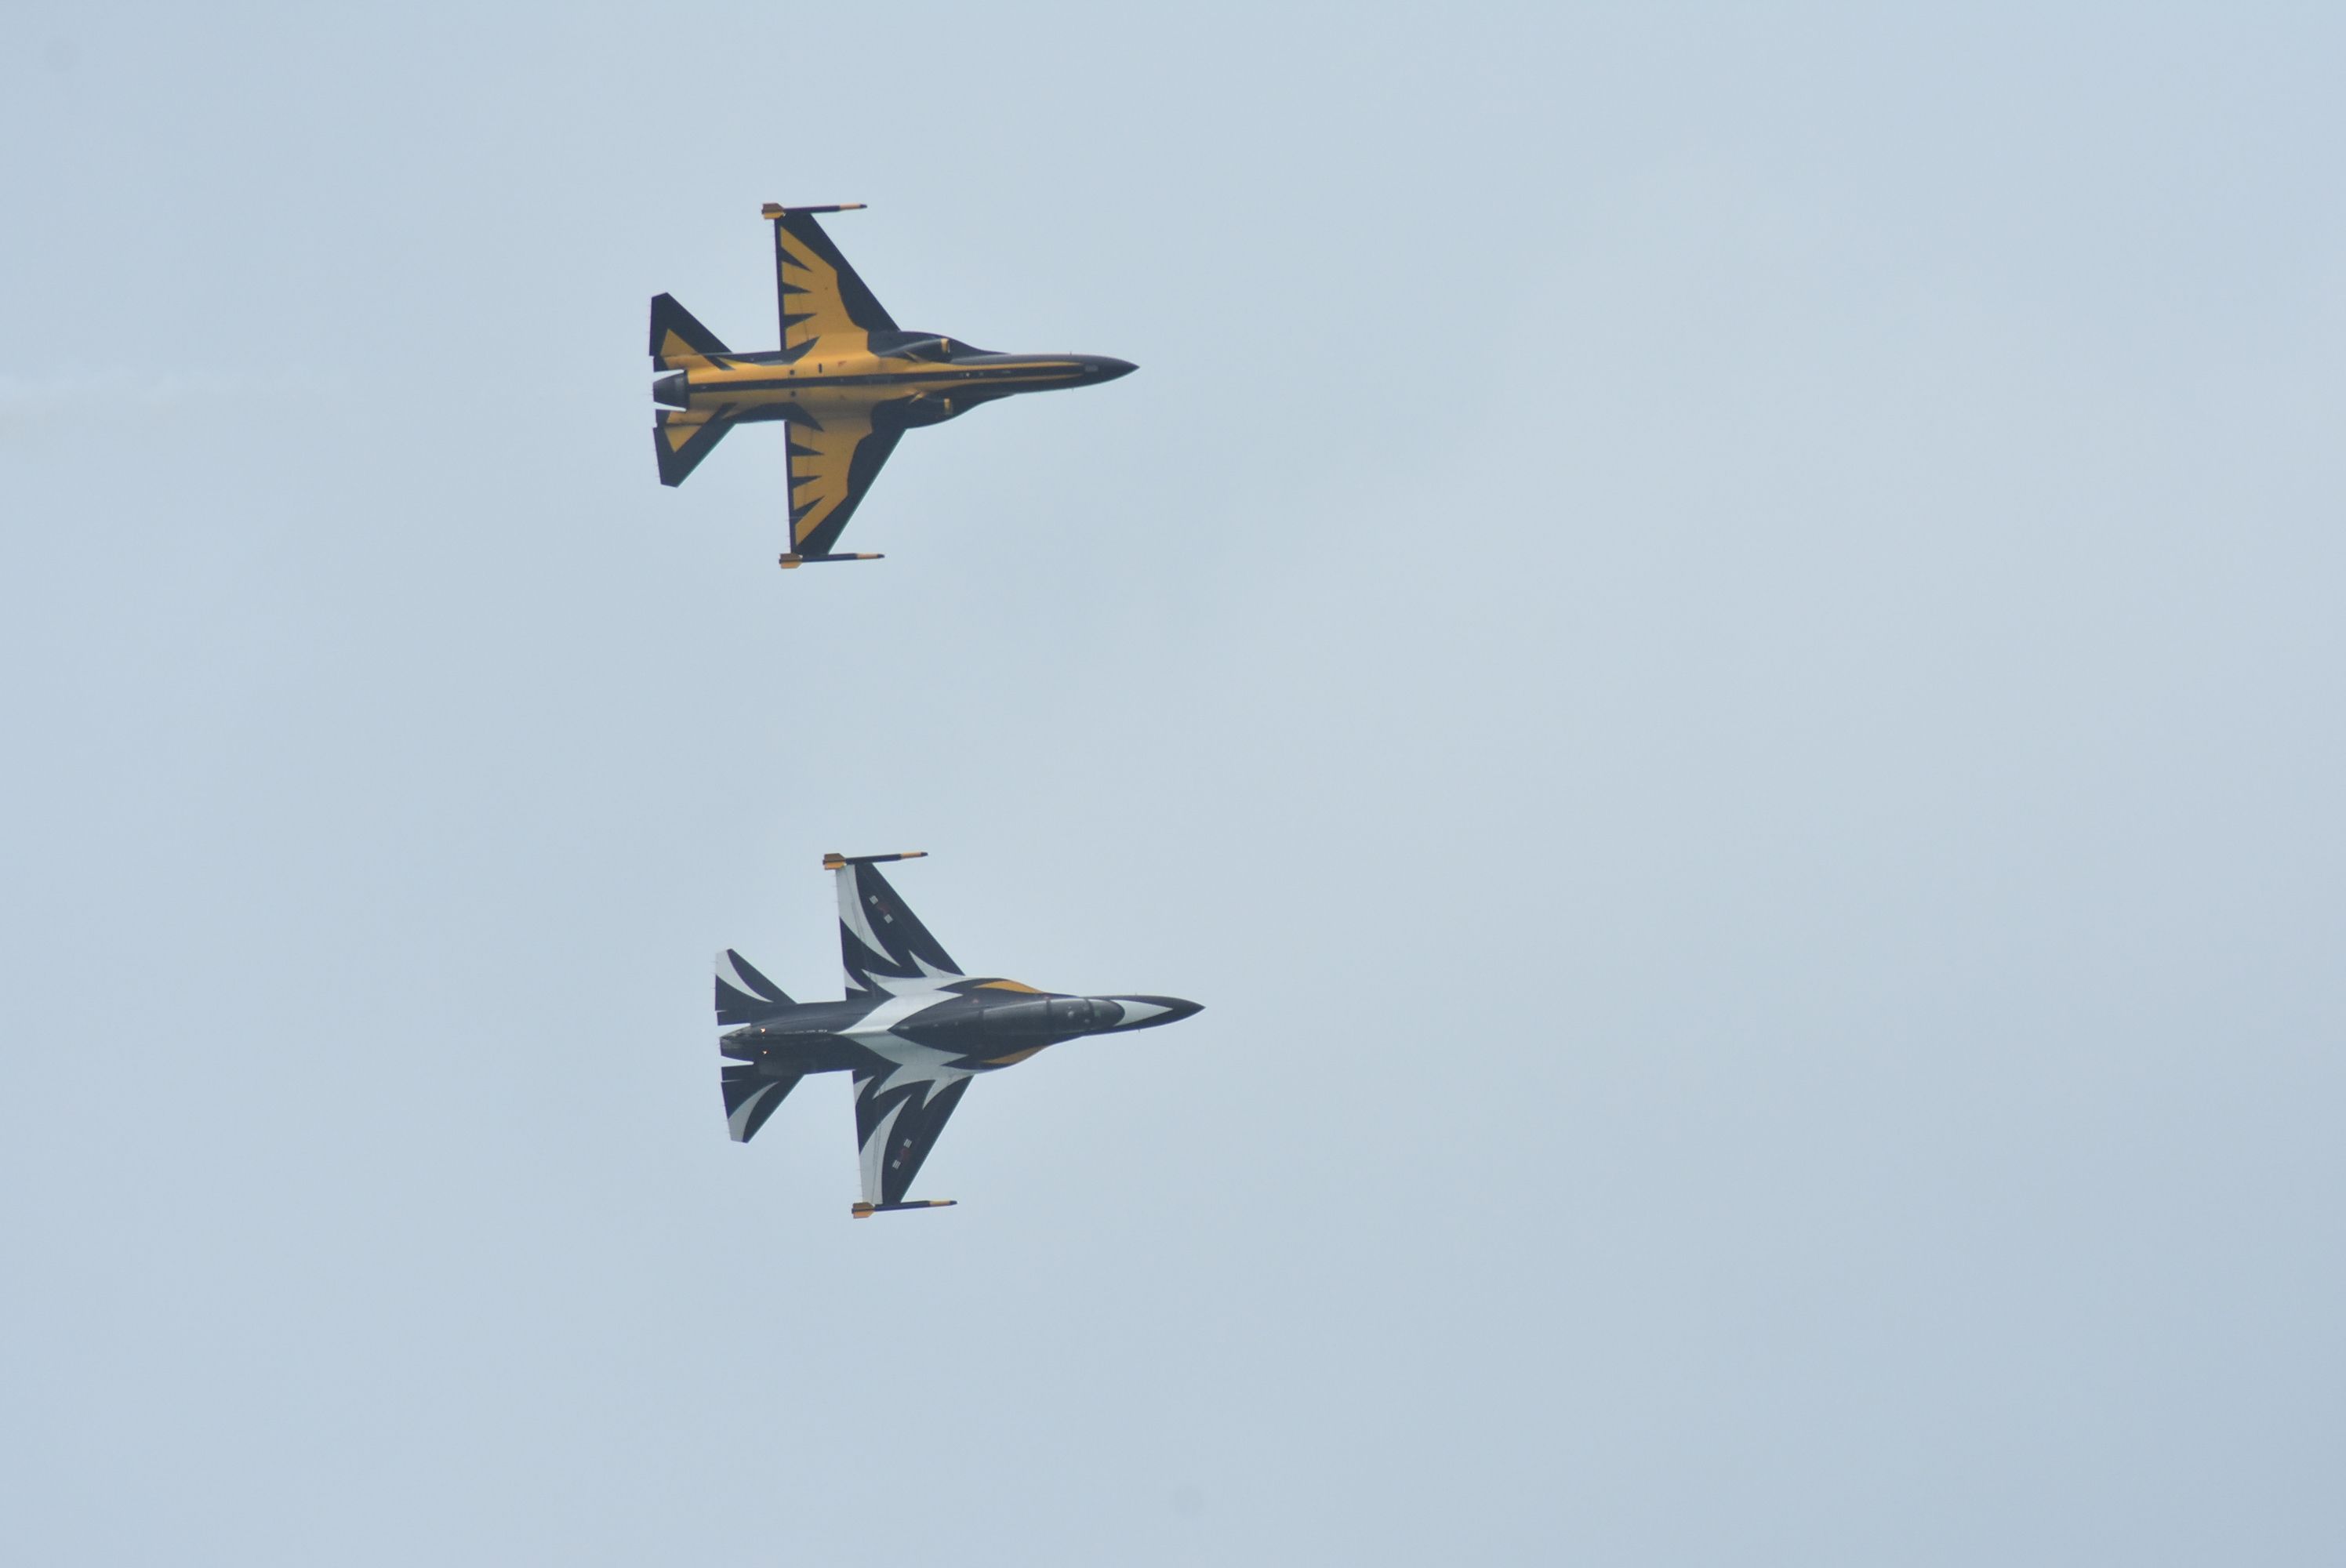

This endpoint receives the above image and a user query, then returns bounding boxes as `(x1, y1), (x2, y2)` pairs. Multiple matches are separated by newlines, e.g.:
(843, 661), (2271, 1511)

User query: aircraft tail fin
(715, 948), (793, 1025)
(650, 292), (730, 368)
(723, 1063), (801, 1143)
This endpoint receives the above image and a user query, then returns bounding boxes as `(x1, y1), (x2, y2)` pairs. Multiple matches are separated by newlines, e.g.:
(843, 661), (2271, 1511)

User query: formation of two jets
(653, 207), (1195, 1215)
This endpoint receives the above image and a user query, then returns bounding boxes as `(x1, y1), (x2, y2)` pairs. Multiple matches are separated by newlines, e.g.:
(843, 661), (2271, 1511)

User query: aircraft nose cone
(1106, 995), (1202, 1030)
(1088, 355), (1137, 383)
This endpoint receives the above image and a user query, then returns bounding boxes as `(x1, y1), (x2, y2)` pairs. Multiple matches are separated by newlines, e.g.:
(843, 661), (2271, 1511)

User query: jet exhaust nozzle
(652, 372), (689, 408)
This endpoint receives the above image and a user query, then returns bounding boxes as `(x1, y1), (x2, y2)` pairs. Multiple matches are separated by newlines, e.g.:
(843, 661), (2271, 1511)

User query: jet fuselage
(654, 332), (1135, 430)
(721, 985), (1198, 1083)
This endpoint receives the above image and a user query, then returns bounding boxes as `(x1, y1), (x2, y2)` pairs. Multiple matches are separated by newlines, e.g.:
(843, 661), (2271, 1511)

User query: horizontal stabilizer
(715, 948), (793, 1024)
(649, 292), (729, 368)
(723, 1064), (801, 1144)
(654, 409), (732, 487)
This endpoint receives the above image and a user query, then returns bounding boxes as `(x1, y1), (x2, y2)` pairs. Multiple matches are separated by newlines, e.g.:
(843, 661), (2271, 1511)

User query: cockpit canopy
(983, 995), (1124, 1035)
(1048, 996), (1122, 1030)
(882, 331), (988, 362)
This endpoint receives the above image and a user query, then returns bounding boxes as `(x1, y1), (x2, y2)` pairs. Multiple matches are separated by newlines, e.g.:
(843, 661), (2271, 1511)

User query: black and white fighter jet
(717, 852), (1202, 1217)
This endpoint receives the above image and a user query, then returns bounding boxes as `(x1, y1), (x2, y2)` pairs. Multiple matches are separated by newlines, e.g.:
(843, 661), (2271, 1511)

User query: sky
(4, 3), (2344, 1563)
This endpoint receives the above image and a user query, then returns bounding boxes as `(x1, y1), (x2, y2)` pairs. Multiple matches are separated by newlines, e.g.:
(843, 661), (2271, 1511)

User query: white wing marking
(727, 1080), (783, 1142)
(716, 951), (775, 1001)
(850, 993), (946, 1038)
(837, 873), (894, 966)
(853, 1031), (972, 1103)
(859, 1095), (906, 1203)
(869, 955), (963, 995)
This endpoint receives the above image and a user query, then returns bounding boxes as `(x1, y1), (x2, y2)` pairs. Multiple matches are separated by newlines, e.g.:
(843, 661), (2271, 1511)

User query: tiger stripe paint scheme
(651, 204), (1136, 562)
(717, 853), (1200, 1215)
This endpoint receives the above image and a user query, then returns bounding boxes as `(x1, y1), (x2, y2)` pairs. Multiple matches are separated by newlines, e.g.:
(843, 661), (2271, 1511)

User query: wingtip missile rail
(852, 1200), (958, 1218)
(822, 851), (928, 869)
(761, 201), (866, 219)
(779, 552), (885, 568)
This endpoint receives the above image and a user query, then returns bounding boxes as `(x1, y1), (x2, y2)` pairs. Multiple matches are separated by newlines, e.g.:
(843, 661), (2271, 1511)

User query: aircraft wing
(854, 1059), (973, 1205)
(834, 853), (962, 995)
(772, 209), (898, 351)
(786, 413), (905, 557)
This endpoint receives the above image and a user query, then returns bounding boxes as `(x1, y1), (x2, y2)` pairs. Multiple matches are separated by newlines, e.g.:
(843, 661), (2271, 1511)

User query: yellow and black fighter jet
(650, 204), (1135, 567)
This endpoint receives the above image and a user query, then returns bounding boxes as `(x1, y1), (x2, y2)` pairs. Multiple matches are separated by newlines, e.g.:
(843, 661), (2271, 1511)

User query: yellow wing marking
(787, 415), (875, 547)
(660, 408), (712, 452)
(658, 330), (717, 370)
(779, 226), (868, 351)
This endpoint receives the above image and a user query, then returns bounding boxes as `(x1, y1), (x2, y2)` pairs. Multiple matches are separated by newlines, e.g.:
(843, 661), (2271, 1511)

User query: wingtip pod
(823, 851), (928, 869)
(851, 1199), (957, 1218)
(761, 201), (867, 219)
(778, 552), (884, 568)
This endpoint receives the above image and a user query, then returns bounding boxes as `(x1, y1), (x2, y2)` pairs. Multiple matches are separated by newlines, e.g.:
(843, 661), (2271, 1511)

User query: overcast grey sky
(4, 4), (2343, 1563)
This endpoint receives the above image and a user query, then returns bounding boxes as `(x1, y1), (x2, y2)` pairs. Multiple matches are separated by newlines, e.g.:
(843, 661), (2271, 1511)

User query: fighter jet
(650, 204), (1137, 567)
(717, 851), (1201, 1216)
